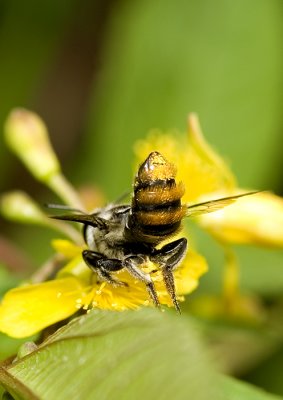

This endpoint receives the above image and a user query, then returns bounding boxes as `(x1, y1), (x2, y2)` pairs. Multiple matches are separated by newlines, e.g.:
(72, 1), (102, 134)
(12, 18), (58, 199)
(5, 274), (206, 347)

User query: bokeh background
(0, 0), (283, 396)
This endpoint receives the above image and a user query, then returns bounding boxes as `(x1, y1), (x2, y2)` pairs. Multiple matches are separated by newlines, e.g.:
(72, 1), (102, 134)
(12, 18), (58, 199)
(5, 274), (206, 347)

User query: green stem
(222, 246), (240, 311)
(30, 254), (64, 283)
(48, 173), (85, 210)
(45, 218), (83, 244)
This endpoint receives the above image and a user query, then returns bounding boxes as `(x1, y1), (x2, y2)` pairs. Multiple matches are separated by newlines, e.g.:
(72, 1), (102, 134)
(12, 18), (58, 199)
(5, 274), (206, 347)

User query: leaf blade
(1, 310), (216, 400)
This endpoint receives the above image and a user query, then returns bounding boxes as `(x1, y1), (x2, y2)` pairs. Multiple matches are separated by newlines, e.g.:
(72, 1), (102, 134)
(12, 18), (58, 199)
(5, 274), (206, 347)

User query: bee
(51, 152), (257, 313)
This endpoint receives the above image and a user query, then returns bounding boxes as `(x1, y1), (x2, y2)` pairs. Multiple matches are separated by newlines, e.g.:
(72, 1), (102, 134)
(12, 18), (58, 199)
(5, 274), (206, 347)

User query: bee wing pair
(48, 191), (260, 224)
(185, 191), (260, 218)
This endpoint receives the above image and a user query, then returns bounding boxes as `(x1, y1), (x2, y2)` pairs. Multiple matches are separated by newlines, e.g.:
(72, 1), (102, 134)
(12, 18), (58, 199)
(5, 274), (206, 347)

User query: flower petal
(133, 116), (237, 203)
(187, 113), (236, 191)
(198, 191), (283, 247)
(90, 275), (150, 311)
(89, 247), (208, 310)
(174, 249), (208, 294)
(0, 277), (88, 338)
(57, 255), (92, 283)
(51, 239), (84, 259)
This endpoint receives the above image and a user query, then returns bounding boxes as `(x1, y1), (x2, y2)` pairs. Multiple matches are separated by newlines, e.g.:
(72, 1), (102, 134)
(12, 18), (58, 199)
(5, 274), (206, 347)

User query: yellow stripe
(136, 182), (185, 204)
(135, 207), (186, 225)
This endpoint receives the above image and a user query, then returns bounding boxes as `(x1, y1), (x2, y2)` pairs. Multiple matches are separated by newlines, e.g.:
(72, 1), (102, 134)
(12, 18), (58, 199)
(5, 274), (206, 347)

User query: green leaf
(0, 309), (217, 400)
(244, 344), (283, 397)
(190, 317), (283, 376)
(219, 375), (283, 400)
(1, 310), (282, 400)
(0, 333), (29, 363)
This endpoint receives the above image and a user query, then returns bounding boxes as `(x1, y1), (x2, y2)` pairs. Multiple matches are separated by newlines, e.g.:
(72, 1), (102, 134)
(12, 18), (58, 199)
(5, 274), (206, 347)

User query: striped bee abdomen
(127, 152), (186, 244)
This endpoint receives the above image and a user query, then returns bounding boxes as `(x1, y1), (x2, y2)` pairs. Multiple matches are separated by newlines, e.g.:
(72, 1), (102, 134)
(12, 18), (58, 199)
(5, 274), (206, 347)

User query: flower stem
(222, 246), (240, 311)
(48, 173), (85, 210)
(30, 254), (64, 283)
(45, 219), (83, 245)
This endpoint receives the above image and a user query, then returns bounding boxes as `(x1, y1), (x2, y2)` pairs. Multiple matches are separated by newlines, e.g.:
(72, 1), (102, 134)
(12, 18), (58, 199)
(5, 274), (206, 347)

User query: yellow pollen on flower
(0, 230), (207, 338)
(75, 299), (83, 309)
(96, 282), (107, 295)
(0, 111), (222, 338)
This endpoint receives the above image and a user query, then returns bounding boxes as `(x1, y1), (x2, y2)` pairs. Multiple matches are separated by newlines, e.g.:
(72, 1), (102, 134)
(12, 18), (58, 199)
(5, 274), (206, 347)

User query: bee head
(136, 152), (177, 184)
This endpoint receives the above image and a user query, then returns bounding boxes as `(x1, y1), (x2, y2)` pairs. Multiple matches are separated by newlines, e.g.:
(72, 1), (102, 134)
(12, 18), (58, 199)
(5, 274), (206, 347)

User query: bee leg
(82, 250), (126, 287)
(123, 255), (160, 308)
(151, 238), (187, 313)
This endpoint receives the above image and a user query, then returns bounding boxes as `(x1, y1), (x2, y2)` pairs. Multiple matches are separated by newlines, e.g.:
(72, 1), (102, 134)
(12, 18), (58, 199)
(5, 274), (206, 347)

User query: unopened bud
(4, 108), (84, 210)
(4, 108), (60, 182)
(0, 191), (47, 224)
(0, 191), (83, 244)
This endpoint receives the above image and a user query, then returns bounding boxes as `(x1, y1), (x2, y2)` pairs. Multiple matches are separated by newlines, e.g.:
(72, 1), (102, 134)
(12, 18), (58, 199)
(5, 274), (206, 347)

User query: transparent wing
(186, 191), (260, 218)
(114, 191), (131, 204)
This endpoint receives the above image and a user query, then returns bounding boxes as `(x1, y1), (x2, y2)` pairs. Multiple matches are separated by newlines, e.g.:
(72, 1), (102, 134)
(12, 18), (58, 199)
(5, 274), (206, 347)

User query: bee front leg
(123, 255), (160, 308)
(151, 238), (187, 313)
(82, 250), (126, 287)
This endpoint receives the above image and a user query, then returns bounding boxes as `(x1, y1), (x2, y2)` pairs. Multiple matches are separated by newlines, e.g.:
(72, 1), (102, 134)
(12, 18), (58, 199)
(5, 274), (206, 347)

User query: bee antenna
(44, 203), (85, 213)
(114, 191), (131, 204)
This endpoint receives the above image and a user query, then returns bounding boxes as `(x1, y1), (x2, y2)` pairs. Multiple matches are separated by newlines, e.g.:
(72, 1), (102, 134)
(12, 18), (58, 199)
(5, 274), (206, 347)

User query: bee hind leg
(123, 255), (160, 308)
(82, 250), (127, 287)
(151, 238), (187, 313)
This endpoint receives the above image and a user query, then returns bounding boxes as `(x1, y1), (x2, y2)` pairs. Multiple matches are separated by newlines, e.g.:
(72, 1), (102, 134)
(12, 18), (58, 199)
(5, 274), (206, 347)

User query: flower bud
(0, 191), (83, 244)
(0, 191), (47, 225)
(4, 108), (60, 182)
(4, 109), (84, 210)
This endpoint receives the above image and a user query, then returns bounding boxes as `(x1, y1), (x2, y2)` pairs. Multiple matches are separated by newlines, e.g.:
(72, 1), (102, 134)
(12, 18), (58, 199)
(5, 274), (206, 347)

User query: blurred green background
(0, 0), (283, 396)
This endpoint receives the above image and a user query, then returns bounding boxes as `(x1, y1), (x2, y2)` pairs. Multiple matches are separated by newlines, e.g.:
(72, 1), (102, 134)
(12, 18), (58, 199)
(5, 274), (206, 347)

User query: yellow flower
(134, 114), (236, 203)
(134, 114), (283, 249)
(0, 277), (87, 338)
(198, 191), (283, 248)
(0, 239), (207, 338)
(134, 113), (283, 321)
(0, 109), (208, 338)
